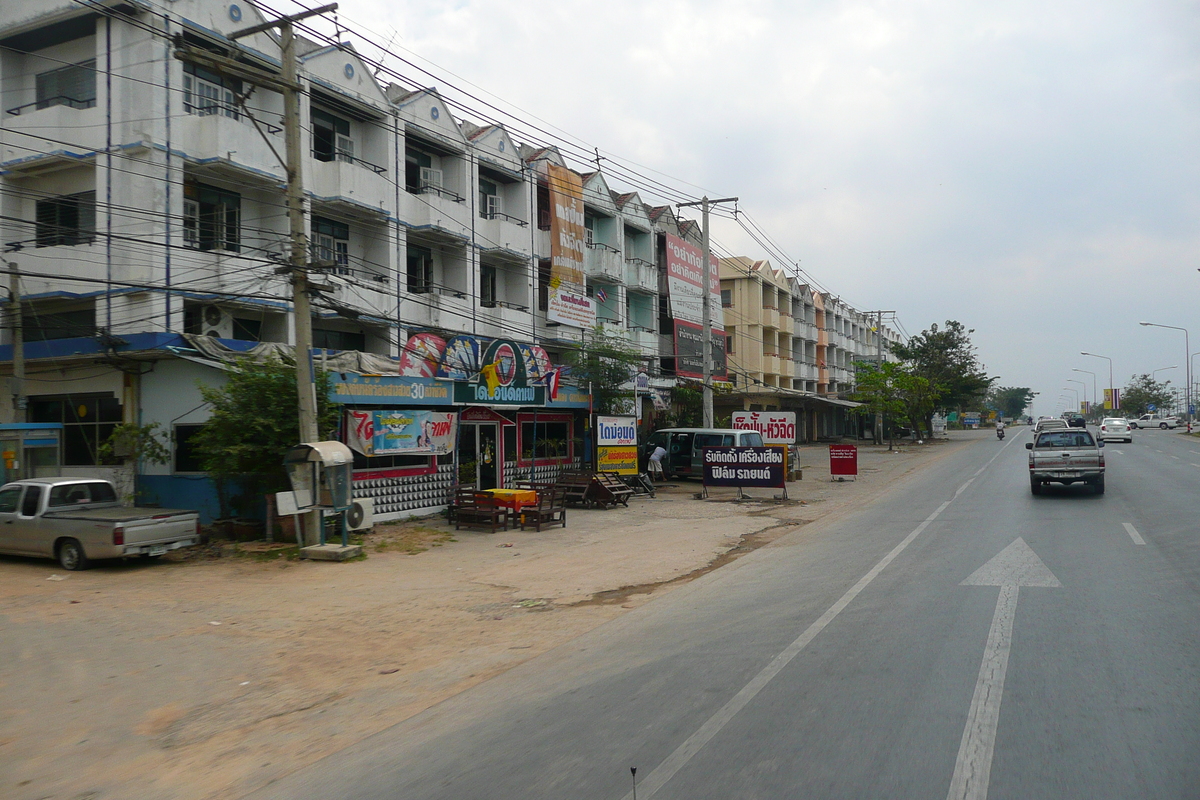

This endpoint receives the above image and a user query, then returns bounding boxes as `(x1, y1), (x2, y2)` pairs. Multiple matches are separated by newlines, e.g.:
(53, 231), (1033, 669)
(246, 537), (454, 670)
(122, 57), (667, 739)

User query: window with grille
(35, 192), (96, 247)
(312, 217), (350, 274)
(29, 394), (122, 467)
(183, 182), (239, 252)
(35, 60), (96, 110)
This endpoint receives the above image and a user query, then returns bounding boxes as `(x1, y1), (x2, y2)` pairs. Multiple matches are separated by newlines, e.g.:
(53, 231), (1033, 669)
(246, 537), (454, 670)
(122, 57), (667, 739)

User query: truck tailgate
(122, 514), (199, 546)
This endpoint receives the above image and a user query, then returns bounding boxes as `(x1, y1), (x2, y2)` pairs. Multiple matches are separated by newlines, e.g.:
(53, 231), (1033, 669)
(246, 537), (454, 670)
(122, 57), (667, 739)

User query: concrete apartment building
(0, 0), (710, 518)
(719, 257), (902, 439)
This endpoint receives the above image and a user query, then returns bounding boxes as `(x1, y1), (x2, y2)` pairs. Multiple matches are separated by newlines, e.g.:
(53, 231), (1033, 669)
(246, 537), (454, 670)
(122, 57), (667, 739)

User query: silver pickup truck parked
(0, 477), (200, 570)
(1026, 429), (1105, 495)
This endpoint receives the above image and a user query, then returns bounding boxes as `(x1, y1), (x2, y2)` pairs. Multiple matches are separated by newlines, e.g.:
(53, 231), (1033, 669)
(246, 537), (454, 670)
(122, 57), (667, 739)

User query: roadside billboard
(731, 411), (796, 445)
(664, 233), (722, 328)
(702, 446), (786, 488)
(596, 415), (638, 474)
(673, 320), (728, 380)
(547, 164), (586, 325)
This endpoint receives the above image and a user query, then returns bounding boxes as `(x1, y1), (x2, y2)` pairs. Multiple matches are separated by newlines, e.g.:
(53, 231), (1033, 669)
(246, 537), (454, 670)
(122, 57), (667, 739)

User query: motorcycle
(996, 427), (1005, 440)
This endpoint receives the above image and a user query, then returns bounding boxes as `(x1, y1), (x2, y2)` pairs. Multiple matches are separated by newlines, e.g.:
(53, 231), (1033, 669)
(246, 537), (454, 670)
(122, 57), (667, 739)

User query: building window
(407, 244), (432, 293)
(313, 328), (366, 352)
(518, 416), (572, 463)
(537, 259), (551, 311)
(22, 304), (96, 342)
(405, 146), (438, 193)
(479, 178), (500, 218)
(232, 317), (262, 341)
(35, 59), (96, 110)
(35, 192), (95, 247)
(29, 394), (122, 467)
(584, 215), (596, 246)
(183, 182), (239, 252)
(727, 327), (735, 354)
(174, 424), (206, 473)
(311, 216), (350, 274)
(312, 107), (353, 163)
(721, 289), (732, 307)
(480, 264), (497, 307)
(183, 63), (239, 119)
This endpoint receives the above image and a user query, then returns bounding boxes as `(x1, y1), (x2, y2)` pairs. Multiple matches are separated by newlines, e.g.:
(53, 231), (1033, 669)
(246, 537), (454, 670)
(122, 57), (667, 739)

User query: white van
(644, 427), (765, 479)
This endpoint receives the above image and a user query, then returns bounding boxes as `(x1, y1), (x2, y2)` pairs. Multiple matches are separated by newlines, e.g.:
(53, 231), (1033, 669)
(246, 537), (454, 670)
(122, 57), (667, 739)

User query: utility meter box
(284, 441), (354, 511)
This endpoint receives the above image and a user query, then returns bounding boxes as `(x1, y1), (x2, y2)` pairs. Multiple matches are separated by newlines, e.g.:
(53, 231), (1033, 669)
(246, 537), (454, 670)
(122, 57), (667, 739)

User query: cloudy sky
(305, 0), (1199, 416)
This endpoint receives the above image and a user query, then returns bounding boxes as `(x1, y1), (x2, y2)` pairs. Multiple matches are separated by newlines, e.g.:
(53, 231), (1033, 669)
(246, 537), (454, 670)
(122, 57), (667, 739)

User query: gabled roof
(393, 86), (468, 149)
(581, 171), (618, 215)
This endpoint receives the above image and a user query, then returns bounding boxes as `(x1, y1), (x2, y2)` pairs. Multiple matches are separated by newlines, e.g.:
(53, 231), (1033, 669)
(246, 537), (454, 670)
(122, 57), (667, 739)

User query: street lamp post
(1081, 352), (1115, 413)
(1071, 368), (1097, 414)
(1062, 386), (1079, 411)
(1151, 365), (1177, 382)
(1066, 379), (1087, 415)
(1140, 322), (1192, 433)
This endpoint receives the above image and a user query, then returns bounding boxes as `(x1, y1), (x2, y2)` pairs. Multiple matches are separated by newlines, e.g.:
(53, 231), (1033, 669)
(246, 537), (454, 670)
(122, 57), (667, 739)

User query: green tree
(987, 387), (1037, 420)
(1119, 374), (1174, 417)
(852, 361), (908, 448)
(563, 327), (646, 415)
(191, 355), (338, 518)
(891, 320), (994, 436)
(98, 422), (171, 506)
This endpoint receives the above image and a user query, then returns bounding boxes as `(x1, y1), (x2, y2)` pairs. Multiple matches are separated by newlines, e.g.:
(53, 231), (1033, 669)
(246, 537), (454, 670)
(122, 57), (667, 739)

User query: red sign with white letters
(829, 444), (858, 477)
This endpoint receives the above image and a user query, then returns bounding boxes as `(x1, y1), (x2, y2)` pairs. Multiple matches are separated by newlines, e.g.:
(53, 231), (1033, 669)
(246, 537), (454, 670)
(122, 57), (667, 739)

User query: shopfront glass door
(457, 423), (499, 489)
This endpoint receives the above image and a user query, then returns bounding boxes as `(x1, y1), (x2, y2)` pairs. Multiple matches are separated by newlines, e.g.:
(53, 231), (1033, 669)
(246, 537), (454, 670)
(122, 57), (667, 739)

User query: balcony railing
(7, 95), (96, 116)
(480, 211), (528, 226)
(313, 151), (386, 175)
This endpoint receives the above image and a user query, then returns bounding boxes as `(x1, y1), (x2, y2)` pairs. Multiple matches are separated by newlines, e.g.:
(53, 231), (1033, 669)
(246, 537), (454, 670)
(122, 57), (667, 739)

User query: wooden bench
(453, 491), (508, 532)
(554, 470), (595, 507)
(520, 487), (567, 531)
(447, 484), (477, 525)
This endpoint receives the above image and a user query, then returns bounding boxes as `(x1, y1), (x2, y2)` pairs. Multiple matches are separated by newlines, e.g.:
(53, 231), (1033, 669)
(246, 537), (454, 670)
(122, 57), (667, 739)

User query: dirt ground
(0, 437), (967, 800)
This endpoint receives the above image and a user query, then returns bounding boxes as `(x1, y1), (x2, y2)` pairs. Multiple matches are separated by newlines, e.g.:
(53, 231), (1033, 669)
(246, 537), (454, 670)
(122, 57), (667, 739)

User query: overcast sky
(310, 0), (1199, 416)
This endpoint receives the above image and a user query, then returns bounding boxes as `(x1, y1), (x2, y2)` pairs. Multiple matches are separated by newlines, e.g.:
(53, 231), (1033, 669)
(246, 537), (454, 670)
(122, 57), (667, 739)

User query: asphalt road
(247, 429), (1200, 800)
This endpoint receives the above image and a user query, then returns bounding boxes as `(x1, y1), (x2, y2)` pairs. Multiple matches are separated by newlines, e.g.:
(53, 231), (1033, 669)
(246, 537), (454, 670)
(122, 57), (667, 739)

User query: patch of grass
(363, 523), (456, 556)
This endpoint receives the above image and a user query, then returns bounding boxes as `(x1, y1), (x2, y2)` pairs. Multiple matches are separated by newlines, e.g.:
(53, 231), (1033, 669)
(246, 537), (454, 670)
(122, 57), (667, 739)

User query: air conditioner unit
(335, 134), (354, 163)
(346, 498), (374, 531)
(485, 193), (501, 218)
(200, 304), (232, 339)
(419, 167), (443, 190)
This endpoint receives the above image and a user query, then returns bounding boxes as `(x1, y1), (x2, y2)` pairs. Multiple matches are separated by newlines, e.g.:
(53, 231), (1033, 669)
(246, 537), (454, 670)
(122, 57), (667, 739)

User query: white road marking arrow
(946, 538), (1061, 800)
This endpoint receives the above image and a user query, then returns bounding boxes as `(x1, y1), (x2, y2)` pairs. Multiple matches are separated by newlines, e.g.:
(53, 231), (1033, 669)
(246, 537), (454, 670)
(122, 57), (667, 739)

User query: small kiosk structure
(282, 441), (362, 561)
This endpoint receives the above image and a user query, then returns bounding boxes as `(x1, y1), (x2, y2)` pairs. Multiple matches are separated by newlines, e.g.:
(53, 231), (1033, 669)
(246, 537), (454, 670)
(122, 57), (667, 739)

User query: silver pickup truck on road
(0, 477), (200, 570)
(1026, 428), (1106, 495)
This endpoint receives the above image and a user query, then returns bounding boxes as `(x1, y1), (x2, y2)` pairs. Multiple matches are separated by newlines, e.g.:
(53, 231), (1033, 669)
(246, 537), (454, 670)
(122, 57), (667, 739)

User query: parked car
(1027, 429), (1106, 495)
(1098, 418), (1132, 443)
(0, 478), (200, 570)
(643, 428), (766, 479)
(1130, 414), (1179, 430)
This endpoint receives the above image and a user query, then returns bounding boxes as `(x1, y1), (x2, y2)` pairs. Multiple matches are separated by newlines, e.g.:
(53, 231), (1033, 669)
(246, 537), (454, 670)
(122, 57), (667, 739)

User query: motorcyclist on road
(996, 418), (1006, 439)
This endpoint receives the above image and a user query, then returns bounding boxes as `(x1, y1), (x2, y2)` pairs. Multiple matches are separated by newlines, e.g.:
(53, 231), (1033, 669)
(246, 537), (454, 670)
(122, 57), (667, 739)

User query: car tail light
(1100, 425), (1106, 431)
(196, 519), (202, 538)
(113, 526), (125, 546)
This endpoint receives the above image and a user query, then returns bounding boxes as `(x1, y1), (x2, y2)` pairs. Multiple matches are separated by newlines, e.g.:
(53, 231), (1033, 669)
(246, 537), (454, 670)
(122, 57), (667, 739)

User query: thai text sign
(547, 287), (596, 328)
(829, 444), (858, 477)
(596, 415), (638, 475)
(548, 164), (585, 290)
(665, 233), (723, 328)
(702, 446), (785, 488)
(674, 320), (728, 380)
(347, 410), (457, 456)
(732, 411), (796, 445)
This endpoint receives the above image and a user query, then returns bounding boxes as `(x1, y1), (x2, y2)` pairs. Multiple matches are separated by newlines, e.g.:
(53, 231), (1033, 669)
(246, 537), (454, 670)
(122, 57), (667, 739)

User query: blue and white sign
(1148, 403), (1157, 412)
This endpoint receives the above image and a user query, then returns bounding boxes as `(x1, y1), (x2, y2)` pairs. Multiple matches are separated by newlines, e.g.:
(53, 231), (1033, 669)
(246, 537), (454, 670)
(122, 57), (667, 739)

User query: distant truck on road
(0, 477), (200, 570)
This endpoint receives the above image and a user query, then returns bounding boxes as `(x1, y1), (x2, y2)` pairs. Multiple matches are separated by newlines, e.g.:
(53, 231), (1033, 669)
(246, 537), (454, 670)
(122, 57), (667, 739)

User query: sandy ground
(0, 436), (968, 800)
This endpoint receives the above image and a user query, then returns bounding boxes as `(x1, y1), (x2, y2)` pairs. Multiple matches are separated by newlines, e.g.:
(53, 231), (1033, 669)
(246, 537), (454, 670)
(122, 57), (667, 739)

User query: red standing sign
(829, 445), (858, 481)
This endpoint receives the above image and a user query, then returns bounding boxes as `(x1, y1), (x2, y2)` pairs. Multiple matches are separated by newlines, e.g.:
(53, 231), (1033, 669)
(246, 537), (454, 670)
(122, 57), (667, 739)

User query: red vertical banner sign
(829, 444), (858, 480)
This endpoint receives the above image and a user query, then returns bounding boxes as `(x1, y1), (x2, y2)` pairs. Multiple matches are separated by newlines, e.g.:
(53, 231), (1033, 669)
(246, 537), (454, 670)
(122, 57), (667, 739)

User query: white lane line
(1111, 450), (1124, 455)
(1190, 450), (1200, 455)
(1191, 464), (1200, 469)
(1122, 523), (1146, 546)
(621, 500), (954, 800)
(621, 432), (1023, 800)
(957, 478), (975, 497)
(1171, 455), (1181, 460)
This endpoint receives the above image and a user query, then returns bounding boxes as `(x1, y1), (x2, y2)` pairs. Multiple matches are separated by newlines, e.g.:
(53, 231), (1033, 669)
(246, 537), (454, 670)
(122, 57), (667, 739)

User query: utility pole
(875, 310), (883, 444)
(197, 5), (336, 546)
(8, 265), (24, 419)
(677, 196), (737, 427)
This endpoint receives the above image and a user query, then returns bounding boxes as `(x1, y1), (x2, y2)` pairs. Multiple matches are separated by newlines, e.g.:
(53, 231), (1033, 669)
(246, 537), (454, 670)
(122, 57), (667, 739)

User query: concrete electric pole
(677, 196), (737, 427)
